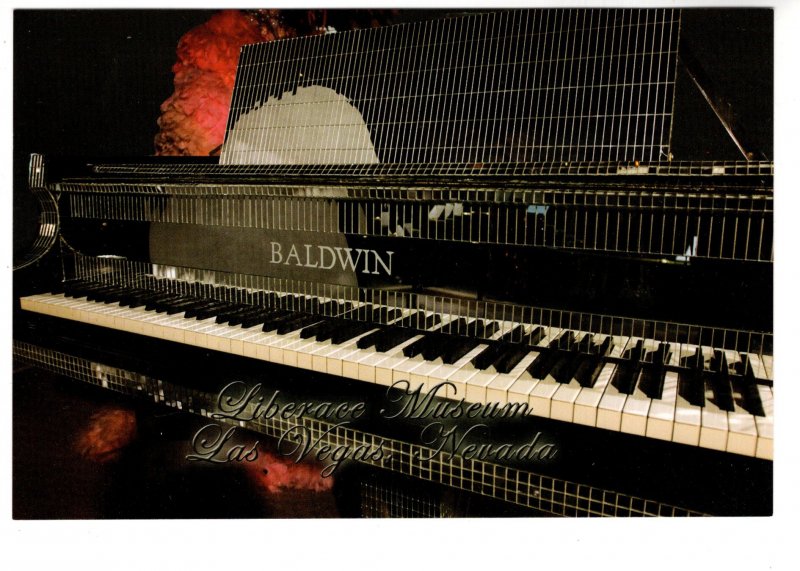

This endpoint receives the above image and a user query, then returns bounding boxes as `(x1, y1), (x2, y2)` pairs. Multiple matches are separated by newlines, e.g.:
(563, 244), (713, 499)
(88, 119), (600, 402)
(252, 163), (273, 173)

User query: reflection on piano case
(14, 8), (773, 517)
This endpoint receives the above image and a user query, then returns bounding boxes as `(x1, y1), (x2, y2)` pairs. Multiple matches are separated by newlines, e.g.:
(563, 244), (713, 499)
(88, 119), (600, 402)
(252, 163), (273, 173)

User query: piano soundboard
(14, 8), (773, 517)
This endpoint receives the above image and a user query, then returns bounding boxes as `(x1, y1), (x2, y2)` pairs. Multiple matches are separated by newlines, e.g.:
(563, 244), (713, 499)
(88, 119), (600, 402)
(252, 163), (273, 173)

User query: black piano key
(120, 290), (166, 308)
(355, 327), (388, 350)
(261, 312), (299, 332)
(638, 367), (664, 399)
(65, 282), (108, 298)
(240, 309), (290, 329)
(275, 314), (323, 335)
(421, 333), (455, 361)
(575, 336), (615, 388)
(330, 321), (375, 345)
(572, 356), (594, 387)
(576, 334), (594, 353)
(575, 356), (603, 388)
(316, 320), (351, 342)
(193, 302), (238, 321)
(232, 308), (272, 328)
(226, 306), (268, 325)
(525, 326), (546, 346)
(527, 350), (560, 380)
(144, 293), (185, 311)
(376, 327), (419, 352)
(62, 284), (89, 298)
(85, 285), (124, 302)
(214, 305), (256, 324)
(710, 375), (735, 412)
(300, 319), (335, 340)
(679, 349), (706, 407)
(556, 331), (575, 351)
(164, 298), (204, 315)
(498, 325), (525, 344)
(613, 364), (637, 395)
(183, 300), (228, 319)
(481, 321), (500, 338)
(471, 344), (505, 370)
(526, 331), (570, 378)
(153, 295), (196, 313)
(738, 355), (766, 416)
(154, 296), (195, 313)
(91, 287), (126, 303)
(94, 286), (130, 303)
(552, 335), (591, 383)
(111, 288), (149, 306)
(441, 337), (480, 364)
(403, 334), (433, 357)
(614, 340), (646, 394)
(638, 343), (672, 399)
(737, 378), (766, 417)
(708, 350), (735, 411)
(544, 334), (587, 383)
(466, 320), (498, 339)
(380, 308), (403, 322)
(492, 345), (530, 374)
(549, 354), (582, 384)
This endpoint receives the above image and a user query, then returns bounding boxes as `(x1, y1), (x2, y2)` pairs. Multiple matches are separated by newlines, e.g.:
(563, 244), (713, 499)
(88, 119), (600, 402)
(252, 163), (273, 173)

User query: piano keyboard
(20, 285), (773, 460)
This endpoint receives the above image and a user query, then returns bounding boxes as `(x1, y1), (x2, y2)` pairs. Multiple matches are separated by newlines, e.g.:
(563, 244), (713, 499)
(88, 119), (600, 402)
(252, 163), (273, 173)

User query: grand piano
(13, 8), (773, 517)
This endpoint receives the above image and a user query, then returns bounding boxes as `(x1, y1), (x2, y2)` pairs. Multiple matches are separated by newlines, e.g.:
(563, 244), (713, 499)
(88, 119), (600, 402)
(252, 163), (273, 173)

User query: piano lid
(220, 8), (682, 167)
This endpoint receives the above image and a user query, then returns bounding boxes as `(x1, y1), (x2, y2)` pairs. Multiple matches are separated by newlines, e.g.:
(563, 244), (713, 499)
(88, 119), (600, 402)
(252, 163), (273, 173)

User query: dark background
(12, 8), (773, 258)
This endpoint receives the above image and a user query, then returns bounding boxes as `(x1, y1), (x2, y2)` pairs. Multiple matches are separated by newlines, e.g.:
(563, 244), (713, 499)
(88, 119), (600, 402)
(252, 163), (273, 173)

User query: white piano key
(275, 333), (318, 369)
(307, 328), (379, 374)
(289, 337), (323, 370)
(595, 337), (636, 432)
(529, 362), (568, 419)
(745, 352), (769, 381)
(375, 353), (411, 386)
(421, 344), (487, 395)
(672, 389), (702, 447)
(229, 323), (257, 353)
(596, 386), (627, 432)
(464, 367), (500, 404)
(620, 371), (651, 437)
(573, 362), (617, 427)
(761, 355), (773, 382)
(484, 352), (539, 405)
(726, 395), (758, 457)
(645, 371), (679, 441)
(261, 327), (305, 364)
(407, 359), (447, 393)
(755, 385), (773, 460)
(345, 335), (419, 383)
(699, 382), (729, 452)
(506, 374), (539, 407)
(445, 361), (482, 399)
(550, 379), (583, 423)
